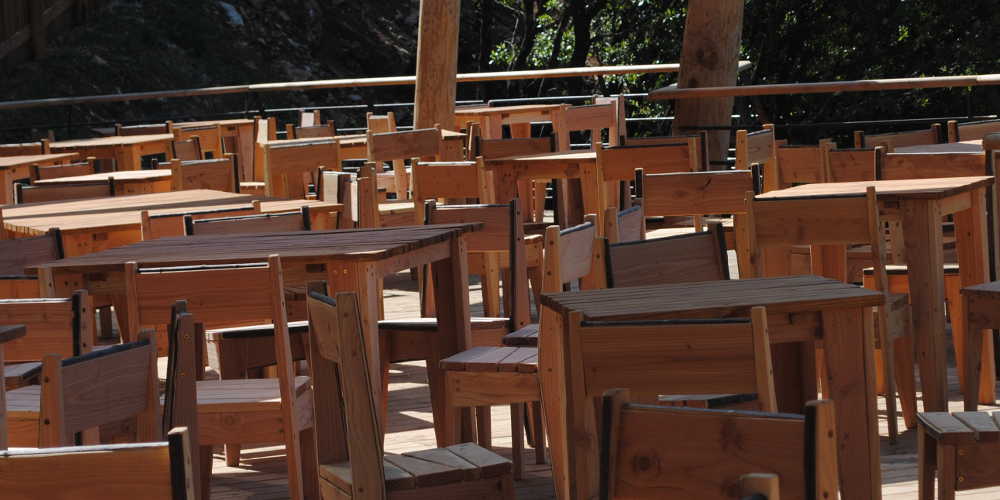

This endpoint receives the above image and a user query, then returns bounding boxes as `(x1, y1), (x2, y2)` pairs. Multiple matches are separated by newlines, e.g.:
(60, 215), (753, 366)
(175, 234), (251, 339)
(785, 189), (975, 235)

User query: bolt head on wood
(983, 132), (1000, 151)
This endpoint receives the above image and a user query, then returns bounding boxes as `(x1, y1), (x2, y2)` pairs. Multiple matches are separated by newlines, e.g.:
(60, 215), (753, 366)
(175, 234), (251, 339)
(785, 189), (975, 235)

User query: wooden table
(758, 176), (996, 412)
(50, 134), (174, 171)
(454, 103), (564, 139)
(1, 190), (332, 256)
(895, 140), (983, 153)
(0, 153), (79, 205)
(175, 118), (255, 163)
(32, 223), (479, 446)
(33, 169), (172, 196)
(539, 275), (885, 500)
(482, 150), (602, 226)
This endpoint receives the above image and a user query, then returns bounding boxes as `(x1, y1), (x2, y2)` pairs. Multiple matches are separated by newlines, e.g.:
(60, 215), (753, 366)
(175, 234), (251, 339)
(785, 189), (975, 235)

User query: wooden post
(672, 0), (744, 169)
(413, 0), (461, 130)
(27, 0), (47, 60)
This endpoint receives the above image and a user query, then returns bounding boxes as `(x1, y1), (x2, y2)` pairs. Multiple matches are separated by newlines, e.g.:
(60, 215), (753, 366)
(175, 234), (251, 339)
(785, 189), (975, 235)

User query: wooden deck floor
(205, 227), (1000, 499)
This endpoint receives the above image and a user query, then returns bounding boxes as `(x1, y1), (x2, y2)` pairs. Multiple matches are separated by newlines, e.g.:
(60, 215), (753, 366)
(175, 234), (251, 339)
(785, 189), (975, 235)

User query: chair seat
(379, 201), (415, 215)
(187, 376), (311, 412)
(440, 346), (537, 373)
(206, 320), (310, 340)
(378, 317), (509, 332)
(4, 362), (41, 390)
(320, 443), (511, 492)
(502, 323), (539, 347)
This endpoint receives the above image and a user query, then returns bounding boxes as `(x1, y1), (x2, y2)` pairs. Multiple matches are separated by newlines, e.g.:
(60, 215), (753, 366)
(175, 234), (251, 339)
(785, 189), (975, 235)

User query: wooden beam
(672, 0), (745, 168)
(0, 63), (707, 111)
(413, 0), (461, 129)
(650, 73), (1000, 100)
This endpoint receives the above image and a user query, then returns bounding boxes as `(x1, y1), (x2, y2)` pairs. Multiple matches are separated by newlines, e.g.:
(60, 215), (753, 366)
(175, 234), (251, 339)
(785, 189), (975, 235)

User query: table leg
(116, 145), (140, 171)
(580, 162), (604, 234)
(0, 169), (12, 206)
(822, 306), (881, 500)
(327, 262), (383, 425)
(953, 187), (997, 404)
(539, 306), (576, 500)
(430, 234), (474, 446)
(901, 198), (948, 411)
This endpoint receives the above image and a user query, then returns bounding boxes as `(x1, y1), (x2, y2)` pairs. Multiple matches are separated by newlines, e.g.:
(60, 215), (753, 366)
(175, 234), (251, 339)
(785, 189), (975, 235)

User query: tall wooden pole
(414, 0), (461, 130)
(673, 0), (744, 168)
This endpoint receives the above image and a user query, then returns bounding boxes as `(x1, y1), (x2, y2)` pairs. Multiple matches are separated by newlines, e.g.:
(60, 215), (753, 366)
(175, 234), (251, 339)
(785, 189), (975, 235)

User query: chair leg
(199, 445), (214, 500)
(501, 472), (517, 499)
(937, 442), (957, 500)
(945, 275), (967, 395)
(299, 426), (320, 500)
(527, 266), (543, 319)
(882, 329), (899, 443)
(917, 426), (936, 500)
(510, 404), (524, 481)
(225, 444), (241, 467)
(531, 401), (545, 465)
(476, 406), (492, 448)
(97, 305), (114, 339)
(482, 255), (502, 318)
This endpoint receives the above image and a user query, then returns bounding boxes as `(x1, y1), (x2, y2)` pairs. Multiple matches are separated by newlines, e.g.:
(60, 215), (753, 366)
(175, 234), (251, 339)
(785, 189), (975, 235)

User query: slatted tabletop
(50, 134), (175, 149)
(541, 275), (883, 319)
(0, 324), (26, 343)
(35, 223), (480, 272)
(0, 153), (79, 170)
(895, 139), (983, 153)
(33, 169), (172, 184)
(754, 176), (993, 200)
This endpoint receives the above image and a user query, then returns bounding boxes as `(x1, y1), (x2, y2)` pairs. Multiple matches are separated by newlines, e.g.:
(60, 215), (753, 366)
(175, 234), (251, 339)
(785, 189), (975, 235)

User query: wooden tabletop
(483, 150), (596, 168)
(0, 324), (27, 343)
(540, 275), (883, 319)
(33, 169), (172, 184)
(454, 104), (564, 116)
(36, 223), (480, 272)
(50, 134), (175, 149)
(0, 153), (79, 169)
(962, 280), (1000, 296)
(895, 140), (983, 153)
(755, 176), (994, 200)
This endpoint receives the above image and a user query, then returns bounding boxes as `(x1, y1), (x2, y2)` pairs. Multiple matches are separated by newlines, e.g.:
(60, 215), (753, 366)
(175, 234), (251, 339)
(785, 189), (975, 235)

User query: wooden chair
(0, 291), (93, 389)
(545, 306), (777, 499)
(317, 169), (357, 227)
(602, 203), (645, 244)
(745, 187), (915, 440)
(854, 124), (942, 151)
(442, 219), (605, 476)
(171, 136), (204, 162)
(140, 205), (260, 240)
(117, 122), (173, 136)
(0, 427), (195, 500)
(0, 228), (63, 299)
(0, 325), (27, 449)
(123, 255), (316, 500)
(600, 390), (838, 500)
(174, 124), (223, 158)
(947, 118), (1000, 142)
(169, 156), (239, 192)
(307, 290), (516, 499)
(734, 125), (777, 171)
(5, 334), (160, 447)
(184, 208), (312, 235)
(15, 179), (114, 204)
(261, 138), (340, 199)
(917, 410), (1000, 500)
(367, 126), (443, 202)
(552, 100), (620, 226)
(29, 157), (98, 180)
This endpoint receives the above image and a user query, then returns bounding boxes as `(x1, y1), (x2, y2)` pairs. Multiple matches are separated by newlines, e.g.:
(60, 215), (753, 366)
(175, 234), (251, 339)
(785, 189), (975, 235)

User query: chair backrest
(169, 157), (239, 192)
(826, 147), (880, 183)
(605, 223), (729, 288)
(769, 141), (834, 191)
(543, 219), (604, 292)
(638, 169), (758, 217)
(141, 205), (259, 240)
(746, 187), (886, 288)
(261, 138), (339, 199)
(411, 160), (489, 225)
(0, 290), (92, 363)
(879, 152), (985, 180)
(949, 118), (1000, 142)
(855, 124), (941, 151)
(475, 136), (555, 159)
(0, 427), (194, 499)
(426, 200), (530, 329)
(594, 94), (627, 143)
(556, 102), (619, 150)
(33, 334), (160, 446)
(117, 122), (173, 136)
(299, 109), (321, 127)
(0, 141), (48, 157)
(367, 127), (442, 162)
(292, 123), (337, 139)
(599, 143), (701, 183)
(30, 157), (97, 180)
(16, 179), (114, 204)
(307, 291), (387, 498)
(366, 111), (398, 134)
(735, 125), (777, 170)
(317, 170), (357, 224)
(603, 203), (645, 244)
(184, 209), (309, 236)
(621, 133), (709, 171)
(0, 228), (63, 275)
(170, 136), (203, 161)
(600, 391), (838, 500)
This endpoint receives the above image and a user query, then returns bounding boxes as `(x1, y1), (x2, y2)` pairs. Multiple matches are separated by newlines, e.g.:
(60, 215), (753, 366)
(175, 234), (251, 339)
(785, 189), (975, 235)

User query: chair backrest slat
(735, 126), (776, 169)
(599, 143), (697, 183)
(621, 133), (708, 171)
(857, 124), (941, 151)
(263, 139), (339, 199)
(641, 170), (757, 217)
(16, 180), (114, 204)
(607, 204), (644, 244)
(412, 161), (483, 202)
(367, 128), (441, 162)
(826, 148), (879, 183)
(0, 291), (90, 362)
(171, 136), (203, 161)
(184, 210), (307, 236)
(0, 142), (46, 157)
(170, 157), (238, 192)
(880, 152), (985, 180)
(117, 122), (172, 136)
(0, 228), (63, 275)
(606, 224), (728, 288)
(555, 221), (598, 285)
(31, 158), (97, 180)
(951, 118), (1000, 142)
(142, 206), (259, 240)
(476, 136), (554, 159)
(294, 123), (337, 139)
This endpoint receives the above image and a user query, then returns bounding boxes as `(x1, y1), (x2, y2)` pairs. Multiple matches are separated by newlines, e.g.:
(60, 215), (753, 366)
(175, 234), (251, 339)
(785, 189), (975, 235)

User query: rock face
(0, 0), (494, 142)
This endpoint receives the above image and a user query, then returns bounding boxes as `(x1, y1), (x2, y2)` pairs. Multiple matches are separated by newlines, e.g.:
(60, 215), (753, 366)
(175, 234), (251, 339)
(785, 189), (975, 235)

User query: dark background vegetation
(1, 0), (998, 143)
